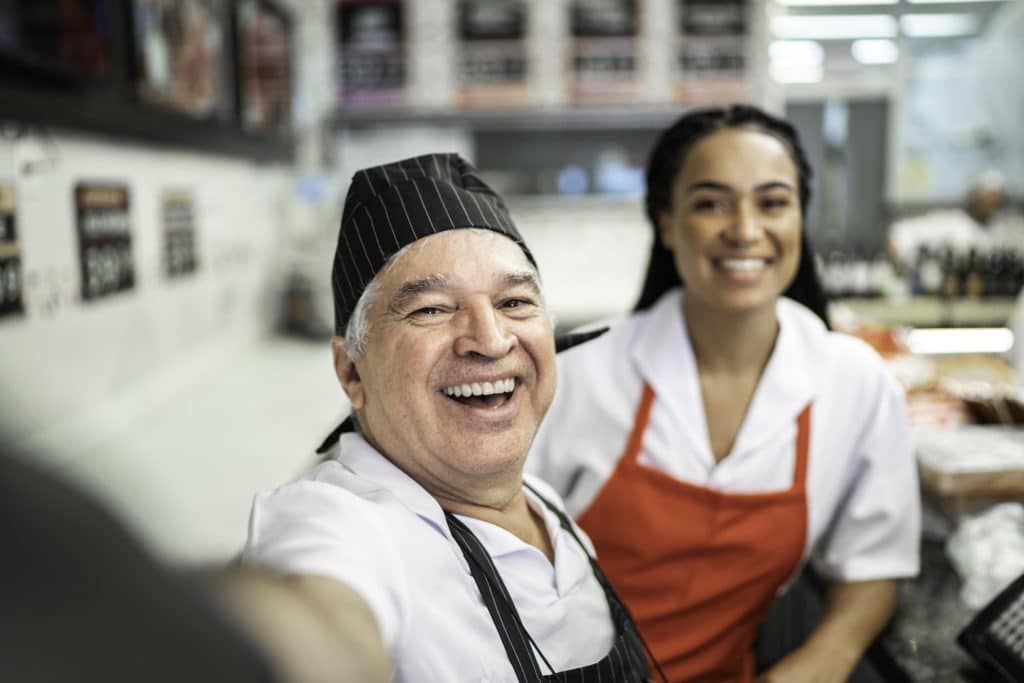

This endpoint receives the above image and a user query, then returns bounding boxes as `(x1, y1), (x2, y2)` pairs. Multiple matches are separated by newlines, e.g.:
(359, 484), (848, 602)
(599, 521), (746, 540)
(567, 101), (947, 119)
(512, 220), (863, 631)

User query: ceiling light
(851, 38), (899, 63)
(771, 14), (898, 40)
(777, 0), (896, 5)
(900, 13), (979, 37)
(770, 62), (824, 83)
(770, 40), (825, 65)
(908, 0), (1001, 4)
(907, 328), (1014, 355)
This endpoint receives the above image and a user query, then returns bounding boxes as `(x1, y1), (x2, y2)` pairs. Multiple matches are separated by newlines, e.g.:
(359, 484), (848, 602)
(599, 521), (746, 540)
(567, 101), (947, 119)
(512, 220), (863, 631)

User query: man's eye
(501, 298), (535, 311)
(410, 306), (444, 317)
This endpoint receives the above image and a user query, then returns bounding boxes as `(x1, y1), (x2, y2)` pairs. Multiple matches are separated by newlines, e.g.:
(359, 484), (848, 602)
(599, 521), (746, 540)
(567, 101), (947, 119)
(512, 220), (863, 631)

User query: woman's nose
(725, 201), (762, 244)
(453, 299), (516, 358)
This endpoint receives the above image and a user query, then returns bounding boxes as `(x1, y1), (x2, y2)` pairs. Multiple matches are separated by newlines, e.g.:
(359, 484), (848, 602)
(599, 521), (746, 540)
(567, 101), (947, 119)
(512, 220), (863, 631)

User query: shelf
(332, 104), (690, 132)
(0, 82), (294, 164)
(835, 296), (1019, 329)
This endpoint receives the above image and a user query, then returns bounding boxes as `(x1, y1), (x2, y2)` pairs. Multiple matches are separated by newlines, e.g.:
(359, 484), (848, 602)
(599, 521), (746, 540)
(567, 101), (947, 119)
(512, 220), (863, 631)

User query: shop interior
(1, 0), (1023, 680)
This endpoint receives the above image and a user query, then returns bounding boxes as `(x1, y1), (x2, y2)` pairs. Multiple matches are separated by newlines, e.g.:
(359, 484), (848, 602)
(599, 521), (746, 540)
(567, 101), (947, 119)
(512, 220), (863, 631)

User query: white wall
(0, 132), (350, 562)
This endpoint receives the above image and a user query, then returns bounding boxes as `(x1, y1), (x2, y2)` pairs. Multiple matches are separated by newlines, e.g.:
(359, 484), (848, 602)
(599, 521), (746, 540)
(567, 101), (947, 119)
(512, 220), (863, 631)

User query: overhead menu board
(676, 0), (749, 103)
(162, 191), (198, 278)
(237, 0), (293, 132)
(0, 182), (22, 319)
(74, 183), (134, 301)
(337, 0), (407, 107)
(569, 0), (639, 104)
(132, 0), (234, 119)
(457, 0), (529, 107)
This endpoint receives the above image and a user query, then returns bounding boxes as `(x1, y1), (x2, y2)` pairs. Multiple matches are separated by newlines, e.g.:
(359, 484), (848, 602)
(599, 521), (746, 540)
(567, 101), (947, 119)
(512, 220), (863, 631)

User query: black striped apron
(445, 483), (656, 683)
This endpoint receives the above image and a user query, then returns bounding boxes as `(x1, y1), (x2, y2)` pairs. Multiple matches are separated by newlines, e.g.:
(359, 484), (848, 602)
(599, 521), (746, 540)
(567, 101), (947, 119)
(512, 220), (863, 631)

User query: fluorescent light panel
(771, 14), (898, 39)
(770, 63), (824, 83)
(906, 327), (1014, 355)
(770, 40), (825, 64)
(900, 13), (979, 36)
(851, 38), (899, 63)
(777, 0), (896, 5)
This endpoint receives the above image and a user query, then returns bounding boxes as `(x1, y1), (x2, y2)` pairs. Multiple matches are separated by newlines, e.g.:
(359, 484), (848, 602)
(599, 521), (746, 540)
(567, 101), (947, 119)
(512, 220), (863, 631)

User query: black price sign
(337, 0), (406, 106)
(0, 182), (23, 318)
(457, 0), (528, 105)
(74, 183), (134, 301)
(570, 0), (638, 102)
(571, 0), (636, 37)
(680, 0), (746, 37)
(162, 191), (198, 278)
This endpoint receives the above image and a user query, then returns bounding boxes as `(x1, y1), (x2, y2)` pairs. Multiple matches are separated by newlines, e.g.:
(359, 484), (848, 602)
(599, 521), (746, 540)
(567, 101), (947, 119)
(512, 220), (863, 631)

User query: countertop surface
(886, 538), (989, 681)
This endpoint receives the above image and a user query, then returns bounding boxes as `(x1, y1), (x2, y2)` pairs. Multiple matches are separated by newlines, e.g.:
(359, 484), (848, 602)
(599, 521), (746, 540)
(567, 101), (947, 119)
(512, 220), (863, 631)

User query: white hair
(340, 229), (546, 362)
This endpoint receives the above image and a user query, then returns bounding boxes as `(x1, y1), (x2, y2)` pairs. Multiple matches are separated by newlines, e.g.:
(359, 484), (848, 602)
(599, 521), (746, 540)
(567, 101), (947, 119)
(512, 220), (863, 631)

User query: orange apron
(578, 383), (810, 682)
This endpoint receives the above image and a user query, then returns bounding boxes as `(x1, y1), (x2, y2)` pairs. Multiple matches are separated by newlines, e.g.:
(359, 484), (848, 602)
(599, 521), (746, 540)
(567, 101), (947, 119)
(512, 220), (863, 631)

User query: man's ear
(331, 337), (364, 411)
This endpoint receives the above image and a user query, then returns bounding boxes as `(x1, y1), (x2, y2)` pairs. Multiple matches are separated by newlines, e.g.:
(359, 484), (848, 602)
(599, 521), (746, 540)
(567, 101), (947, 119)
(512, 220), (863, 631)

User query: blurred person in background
(527, 105), (921, 682)
(888, 169), (1024, 273)
(242, 154), (656, 683)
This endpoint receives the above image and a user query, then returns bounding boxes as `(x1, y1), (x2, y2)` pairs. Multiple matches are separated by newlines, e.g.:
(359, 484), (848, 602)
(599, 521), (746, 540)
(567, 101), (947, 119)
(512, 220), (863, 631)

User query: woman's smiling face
(657, 127), (803, 317)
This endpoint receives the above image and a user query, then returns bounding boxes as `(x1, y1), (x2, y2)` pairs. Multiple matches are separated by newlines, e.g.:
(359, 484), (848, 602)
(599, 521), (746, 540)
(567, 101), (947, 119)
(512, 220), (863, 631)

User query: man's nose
(454, 299), (516, 358)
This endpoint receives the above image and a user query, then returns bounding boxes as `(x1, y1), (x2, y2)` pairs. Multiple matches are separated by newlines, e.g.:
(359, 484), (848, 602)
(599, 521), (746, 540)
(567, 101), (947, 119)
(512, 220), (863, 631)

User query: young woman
(528, 105), (920, 682)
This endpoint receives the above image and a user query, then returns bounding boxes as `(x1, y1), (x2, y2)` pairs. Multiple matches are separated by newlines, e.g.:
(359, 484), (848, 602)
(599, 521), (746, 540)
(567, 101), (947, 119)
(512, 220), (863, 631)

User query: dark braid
(635, 104), (829, 328)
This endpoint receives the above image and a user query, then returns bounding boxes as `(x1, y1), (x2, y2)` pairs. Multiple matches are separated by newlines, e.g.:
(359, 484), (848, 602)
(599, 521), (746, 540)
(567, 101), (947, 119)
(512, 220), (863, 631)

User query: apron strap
(523, 482), (668, 683)
(445, 513), (551, 682)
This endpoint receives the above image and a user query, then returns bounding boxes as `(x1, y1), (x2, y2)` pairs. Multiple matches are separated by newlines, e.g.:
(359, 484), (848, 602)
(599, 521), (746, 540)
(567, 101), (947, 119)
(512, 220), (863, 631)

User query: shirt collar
(629, 288), (821, 458)
(335, 432), (455, 540)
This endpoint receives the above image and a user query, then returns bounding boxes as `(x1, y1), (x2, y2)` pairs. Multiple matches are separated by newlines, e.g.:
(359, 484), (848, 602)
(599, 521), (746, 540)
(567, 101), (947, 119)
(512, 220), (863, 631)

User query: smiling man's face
(335, 229), (556, 503)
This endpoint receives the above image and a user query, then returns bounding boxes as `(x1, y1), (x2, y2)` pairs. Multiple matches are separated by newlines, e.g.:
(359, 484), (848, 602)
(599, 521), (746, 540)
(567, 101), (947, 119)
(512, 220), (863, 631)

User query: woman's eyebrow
(683, 180), (796, 194)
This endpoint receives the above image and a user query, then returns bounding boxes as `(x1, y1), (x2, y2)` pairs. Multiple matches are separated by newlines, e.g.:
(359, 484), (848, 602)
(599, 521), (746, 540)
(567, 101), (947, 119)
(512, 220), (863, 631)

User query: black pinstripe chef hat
(332, 153), (536, 334)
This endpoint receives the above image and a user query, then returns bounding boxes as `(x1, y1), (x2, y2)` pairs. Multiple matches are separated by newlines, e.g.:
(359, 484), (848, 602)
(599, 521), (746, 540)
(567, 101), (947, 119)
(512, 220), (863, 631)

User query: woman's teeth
(719, 258), (767, 272)
(444, 378), (516, 398)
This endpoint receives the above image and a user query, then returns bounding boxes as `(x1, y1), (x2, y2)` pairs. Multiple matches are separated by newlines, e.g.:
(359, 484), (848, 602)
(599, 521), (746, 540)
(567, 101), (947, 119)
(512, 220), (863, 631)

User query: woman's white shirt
(243, 433), (615, 683)
(527, 288), (921, 583)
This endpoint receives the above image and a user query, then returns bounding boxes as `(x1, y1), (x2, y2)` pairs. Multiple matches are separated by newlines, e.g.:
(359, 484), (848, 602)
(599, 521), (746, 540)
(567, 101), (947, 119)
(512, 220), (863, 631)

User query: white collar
(334, 433), (564, 573)
(630, 288), (822, 460)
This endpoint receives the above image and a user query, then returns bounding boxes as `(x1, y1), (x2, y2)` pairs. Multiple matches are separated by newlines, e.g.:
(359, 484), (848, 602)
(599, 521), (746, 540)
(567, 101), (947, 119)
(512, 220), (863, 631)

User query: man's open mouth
(442, 378), (516, 408)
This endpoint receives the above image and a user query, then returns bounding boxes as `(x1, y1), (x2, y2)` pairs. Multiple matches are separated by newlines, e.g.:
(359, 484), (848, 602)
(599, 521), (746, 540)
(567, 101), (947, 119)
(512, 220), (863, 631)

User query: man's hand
(215, 569), (392, 683)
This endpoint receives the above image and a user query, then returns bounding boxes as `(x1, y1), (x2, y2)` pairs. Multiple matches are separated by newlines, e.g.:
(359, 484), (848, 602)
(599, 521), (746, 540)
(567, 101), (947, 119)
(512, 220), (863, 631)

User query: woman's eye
(760, 197), (791, 211)
(693, 198), (724, 212)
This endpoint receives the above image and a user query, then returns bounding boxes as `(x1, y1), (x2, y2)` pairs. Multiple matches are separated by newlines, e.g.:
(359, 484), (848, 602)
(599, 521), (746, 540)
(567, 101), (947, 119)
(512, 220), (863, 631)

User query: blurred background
(1, 3), (1023, 675)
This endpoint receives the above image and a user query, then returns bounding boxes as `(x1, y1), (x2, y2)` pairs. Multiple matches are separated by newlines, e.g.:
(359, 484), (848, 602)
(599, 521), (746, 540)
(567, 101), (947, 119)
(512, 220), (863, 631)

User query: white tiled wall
(0, 132), (347, 562)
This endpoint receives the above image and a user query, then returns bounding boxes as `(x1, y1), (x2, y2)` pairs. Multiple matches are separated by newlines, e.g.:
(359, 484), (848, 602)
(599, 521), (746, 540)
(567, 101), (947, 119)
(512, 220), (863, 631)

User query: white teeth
(720, 258), (765, 272)
(443, 378), (516, 397)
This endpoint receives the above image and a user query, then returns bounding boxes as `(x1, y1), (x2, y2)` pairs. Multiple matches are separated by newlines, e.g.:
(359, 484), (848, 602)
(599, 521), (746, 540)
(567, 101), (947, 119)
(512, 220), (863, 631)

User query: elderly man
(239, 154), (655, 683)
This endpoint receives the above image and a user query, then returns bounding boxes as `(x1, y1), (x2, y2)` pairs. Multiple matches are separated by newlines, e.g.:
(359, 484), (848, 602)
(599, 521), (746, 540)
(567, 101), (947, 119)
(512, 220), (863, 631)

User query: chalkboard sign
(74, 183), (134, 301)
(0, 181), (22, 318)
